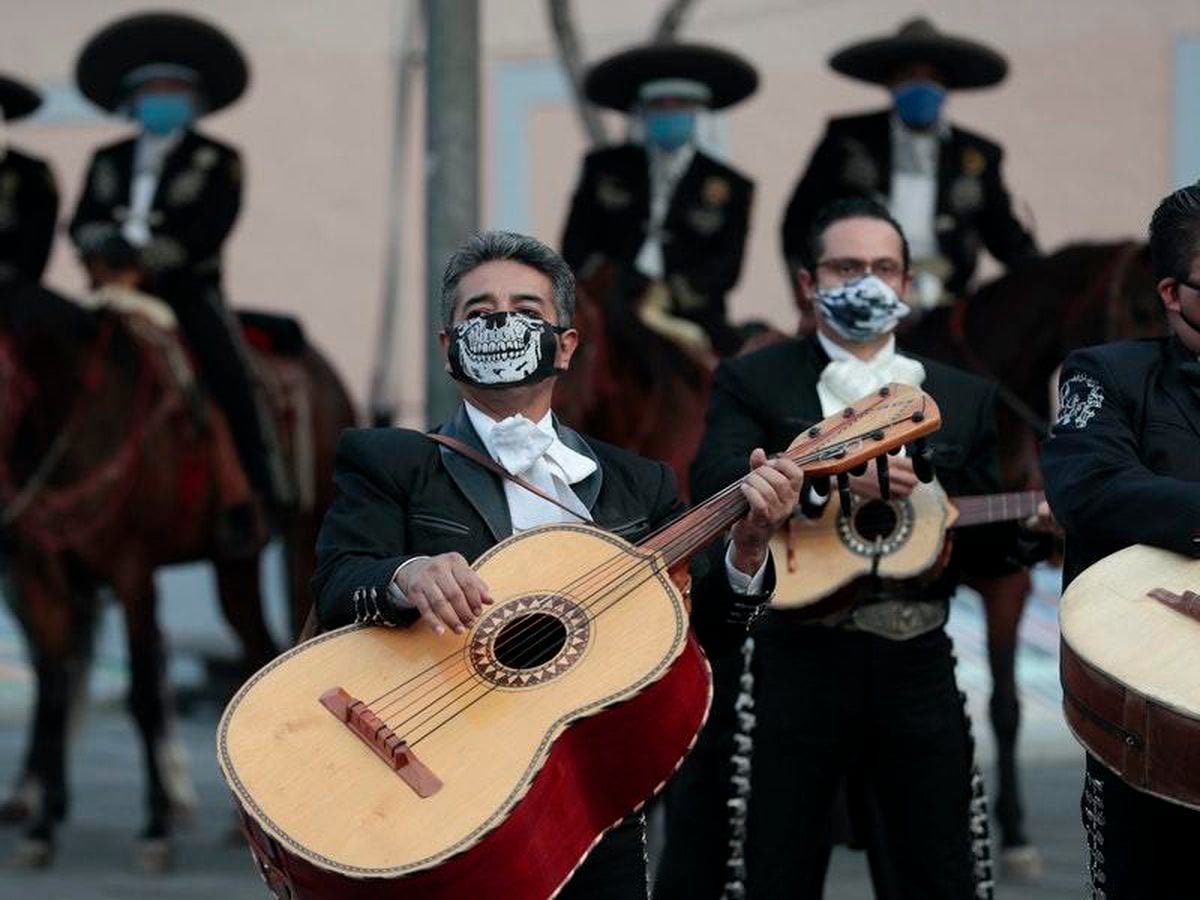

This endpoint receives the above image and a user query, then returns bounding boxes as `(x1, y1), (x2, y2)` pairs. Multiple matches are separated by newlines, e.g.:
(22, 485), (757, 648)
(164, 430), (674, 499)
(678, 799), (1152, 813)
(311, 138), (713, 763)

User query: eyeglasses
(816, 257), (905, 281)
(1175, 275), (1200, 294)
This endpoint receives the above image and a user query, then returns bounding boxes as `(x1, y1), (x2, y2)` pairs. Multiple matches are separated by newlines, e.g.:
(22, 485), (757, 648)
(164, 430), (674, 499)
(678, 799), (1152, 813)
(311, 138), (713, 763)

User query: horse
(553, 265), (715, 495)
(0, 273), (355, 868)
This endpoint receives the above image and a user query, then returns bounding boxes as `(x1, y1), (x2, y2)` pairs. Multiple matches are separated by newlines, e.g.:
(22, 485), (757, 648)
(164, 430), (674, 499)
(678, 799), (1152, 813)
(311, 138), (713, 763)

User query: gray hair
(439, 230), (576, 330)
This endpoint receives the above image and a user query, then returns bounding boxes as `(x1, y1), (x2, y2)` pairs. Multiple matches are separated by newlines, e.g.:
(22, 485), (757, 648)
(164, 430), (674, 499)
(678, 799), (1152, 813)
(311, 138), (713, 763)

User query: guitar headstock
(784, 384), (941, 478)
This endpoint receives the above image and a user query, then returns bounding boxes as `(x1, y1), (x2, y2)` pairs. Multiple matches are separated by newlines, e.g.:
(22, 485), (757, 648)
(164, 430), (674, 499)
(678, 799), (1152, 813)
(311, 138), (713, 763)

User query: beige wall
(4, 0), (1199, 425)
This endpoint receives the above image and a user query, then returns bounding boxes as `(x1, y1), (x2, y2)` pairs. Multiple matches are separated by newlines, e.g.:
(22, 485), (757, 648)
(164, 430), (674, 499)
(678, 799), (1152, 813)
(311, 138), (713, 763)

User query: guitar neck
(952, 490), (1044, 528)
(640, 386), (939, 569)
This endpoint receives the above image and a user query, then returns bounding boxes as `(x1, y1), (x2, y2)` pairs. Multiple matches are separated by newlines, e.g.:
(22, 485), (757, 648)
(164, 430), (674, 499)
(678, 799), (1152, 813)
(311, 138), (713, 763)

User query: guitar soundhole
(493, 613), (566, 670)
(854, 501), (898, 541)
(469, 594), (591, 688)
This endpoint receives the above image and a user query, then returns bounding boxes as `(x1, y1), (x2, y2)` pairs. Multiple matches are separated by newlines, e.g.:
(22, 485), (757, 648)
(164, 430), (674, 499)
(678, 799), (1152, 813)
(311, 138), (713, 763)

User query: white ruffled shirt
(123, 129), (184, 247)
(634, 143), (696, 279)
(806, 331), (927, 508)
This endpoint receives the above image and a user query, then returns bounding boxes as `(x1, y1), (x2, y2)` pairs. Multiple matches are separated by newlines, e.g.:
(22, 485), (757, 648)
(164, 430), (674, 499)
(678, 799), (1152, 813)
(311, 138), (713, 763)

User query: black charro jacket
(562, 143), (752, 354)
(781, 110), (1037, 295)
(1041, 336), (1200, 589)
(0, 147), (58, 281)
(69, 129), (241, 291)
(312, 404), (772, 651)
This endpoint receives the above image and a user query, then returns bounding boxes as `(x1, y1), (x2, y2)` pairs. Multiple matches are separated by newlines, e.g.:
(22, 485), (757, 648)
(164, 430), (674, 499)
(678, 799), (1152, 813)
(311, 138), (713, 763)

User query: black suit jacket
(692, 335), (1021, 600)
(1041, 337), (1200, 588)
(312, 404), (766, 648)
(0, 148), (59, 281)
(69, 129), (241, 290)
(561, 143), (753, 353)
(780, 110), (1037, 294)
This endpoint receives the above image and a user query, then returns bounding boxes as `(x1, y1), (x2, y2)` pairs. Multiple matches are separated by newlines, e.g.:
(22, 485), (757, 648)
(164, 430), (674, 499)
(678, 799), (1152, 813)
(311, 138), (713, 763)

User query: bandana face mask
(815, 274), (912, 343)
(446, 311), (567, 389)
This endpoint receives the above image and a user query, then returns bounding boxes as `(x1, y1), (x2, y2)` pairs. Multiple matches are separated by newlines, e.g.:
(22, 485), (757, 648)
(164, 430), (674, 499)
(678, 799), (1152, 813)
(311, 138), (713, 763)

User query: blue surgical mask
(892, 80), (946, 130)
(643, 109), (696, 152)
(134, 93), (195, 136)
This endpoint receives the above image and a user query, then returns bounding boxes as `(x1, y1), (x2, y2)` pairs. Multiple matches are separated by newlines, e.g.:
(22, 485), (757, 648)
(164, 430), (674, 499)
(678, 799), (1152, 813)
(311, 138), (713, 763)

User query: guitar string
(357, 402), (921, 736)
(364, 406), (901, 721)
(379, 415), (923, 739)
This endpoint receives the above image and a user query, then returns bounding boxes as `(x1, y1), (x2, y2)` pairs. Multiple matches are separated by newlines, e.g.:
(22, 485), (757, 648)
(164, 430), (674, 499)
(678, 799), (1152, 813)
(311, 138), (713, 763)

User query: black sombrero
(830, 17), (1008, 90)
(0, 73), (42, 121)
(75, 11), (249, 114)
(584, 43), (758, 112)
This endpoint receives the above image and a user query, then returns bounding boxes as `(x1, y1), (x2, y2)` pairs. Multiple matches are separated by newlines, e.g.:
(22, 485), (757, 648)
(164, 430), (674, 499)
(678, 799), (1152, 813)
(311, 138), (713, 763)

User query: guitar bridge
(319, 687), (443, 797)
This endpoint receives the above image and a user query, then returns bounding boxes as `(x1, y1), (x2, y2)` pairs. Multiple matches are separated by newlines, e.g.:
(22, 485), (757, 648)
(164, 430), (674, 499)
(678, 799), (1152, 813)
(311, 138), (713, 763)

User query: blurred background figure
(781, 17), (1039, 335)
(68, 11), (287, 521)
(561, 42), (757, 359)
(0, 72), (58, 283)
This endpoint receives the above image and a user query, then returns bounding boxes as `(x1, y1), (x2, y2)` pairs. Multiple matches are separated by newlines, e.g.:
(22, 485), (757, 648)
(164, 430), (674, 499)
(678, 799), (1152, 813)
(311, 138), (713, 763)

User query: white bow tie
(489, 415), (597, 485)
(818, 351), (926, 409)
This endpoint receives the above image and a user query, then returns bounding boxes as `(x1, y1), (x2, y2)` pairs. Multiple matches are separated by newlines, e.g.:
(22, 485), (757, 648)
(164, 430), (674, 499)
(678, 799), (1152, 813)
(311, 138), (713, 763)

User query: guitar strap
(427, 432), (589, 522)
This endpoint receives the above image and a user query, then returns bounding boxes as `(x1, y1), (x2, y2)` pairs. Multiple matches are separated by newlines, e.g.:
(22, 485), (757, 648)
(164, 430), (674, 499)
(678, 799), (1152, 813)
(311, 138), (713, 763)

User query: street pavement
(0, 556), (1089, 898)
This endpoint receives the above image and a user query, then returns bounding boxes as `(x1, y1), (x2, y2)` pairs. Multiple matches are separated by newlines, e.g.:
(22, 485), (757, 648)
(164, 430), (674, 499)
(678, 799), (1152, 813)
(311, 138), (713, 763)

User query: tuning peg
(849, 463), (868, 477)
(800, 475), (830, 519)
(909, 438), (935, 483)
(876, 453), (890, 500)
(836, 472), (853, 518)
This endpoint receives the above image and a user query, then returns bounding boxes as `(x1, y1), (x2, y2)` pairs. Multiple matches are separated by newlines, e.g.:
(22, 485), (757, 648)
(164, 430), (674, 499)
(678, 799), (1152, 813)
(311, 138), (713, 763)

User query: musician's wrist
(729, 540), (767, 578)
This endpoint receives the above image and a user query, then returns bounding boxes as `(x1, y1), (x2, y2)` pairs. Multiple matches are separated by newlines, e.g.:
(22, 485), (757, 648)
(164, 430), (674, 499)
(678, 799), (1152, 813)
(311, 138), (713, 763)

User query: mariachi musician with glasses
(655, 196), (1039, 900)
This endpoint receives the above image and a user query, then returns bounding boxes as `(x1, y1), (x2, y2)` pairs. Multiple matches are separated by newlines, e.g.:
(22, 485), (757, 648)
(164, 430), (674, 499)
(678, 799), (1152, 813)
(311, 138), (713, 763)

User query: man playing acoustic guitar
(311, 230), (803, 899)
(656, 197), (1038, 899)
(1042, 184), (1200, 899)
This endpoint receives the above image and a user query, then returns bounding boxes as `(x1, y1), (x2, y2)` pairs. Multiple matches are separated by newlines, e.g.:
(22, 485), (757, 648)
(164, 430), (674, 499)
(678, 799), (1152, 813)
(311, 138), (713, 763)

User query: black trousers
(558, 814), (647, 900)
(656, 619), (976, 900)
(160, 275), (276, 503)
(1083, 754), (1200, 899)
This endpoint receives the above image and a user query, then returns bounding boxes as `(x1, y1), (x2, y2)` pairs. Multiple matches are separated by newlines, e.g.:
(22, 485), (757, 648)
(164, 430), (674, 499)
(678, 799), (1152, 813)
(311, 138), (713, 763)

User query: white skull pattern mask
(447, 311), (567, 389)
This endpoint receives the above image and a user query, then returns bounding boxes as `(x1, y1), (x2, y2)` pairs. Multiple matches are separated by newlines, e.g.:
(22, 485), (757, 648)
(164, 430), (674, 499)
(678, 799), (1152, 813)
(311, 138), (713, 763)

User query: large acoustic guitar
(770, 481), (1044, 612)
(1060, 544), (1200, 809)
(217, 384), (939, 900)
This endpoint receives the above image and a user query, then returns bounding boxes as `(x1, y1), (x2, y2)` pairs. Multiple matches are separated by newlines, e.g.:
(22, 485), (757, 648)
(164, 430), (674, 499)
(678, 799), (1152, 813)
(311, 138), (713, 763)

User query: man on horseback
(311, 230), (803, 899)
(1041, 183), (1200, 899)
(68, 12), (288, 530)
(781, 17), (1038, 321)
(561, 42), (757, 358)
(0, 73), (58, 283)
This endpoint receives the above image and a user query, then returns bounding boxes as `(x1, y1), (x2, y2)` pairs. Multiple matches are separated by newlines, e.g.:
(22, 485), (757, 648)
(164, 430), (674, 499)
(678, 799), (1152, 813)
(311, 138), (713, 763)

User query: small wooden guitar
(217, 384), (938, 900)
(770, 482), (1044, 611)
(1060, 544), (1200, 810)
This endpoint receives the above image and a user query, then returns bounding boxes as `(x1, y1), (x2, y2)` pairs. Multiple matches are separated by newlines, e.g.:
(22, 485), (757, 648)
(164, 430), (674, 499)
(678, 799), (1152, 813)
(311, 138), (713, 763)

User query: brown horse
(0, 274), (354, 866)
(554, 266), (714, 495)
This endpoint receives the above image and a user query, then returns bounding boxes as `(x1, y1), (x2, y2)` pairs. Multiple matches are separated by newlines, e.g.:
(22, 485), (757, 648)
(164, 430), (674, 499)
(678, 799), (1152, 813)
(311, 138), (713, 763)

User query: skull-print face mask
(446, 311), (568, 389)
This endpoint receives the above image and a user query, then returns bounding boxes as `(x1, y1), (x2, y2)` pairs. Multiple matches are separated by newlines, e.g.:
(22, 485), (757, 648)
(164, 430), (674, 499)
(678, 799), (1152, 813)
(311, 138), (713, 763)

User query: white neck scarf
(463, 402), (596, 531)
(815, 331), (926, 416)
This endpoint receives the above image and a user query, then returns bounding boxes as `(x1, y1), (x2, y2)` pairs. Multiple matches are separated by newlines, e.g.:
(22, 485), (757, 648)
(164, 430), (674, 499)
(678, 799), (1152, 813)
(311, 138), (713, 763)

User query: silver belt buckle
(849, 599), (946, 640)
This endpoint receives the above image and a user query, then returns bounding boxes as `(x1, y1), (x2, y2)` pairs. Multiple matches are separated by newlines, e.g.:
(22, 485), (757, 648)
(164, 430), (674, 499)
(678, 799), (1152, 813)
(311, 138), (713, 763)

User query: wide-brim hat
(830, 17), (1007, 90)
(584, 43), (758, 112)
(0, 73), (42, 121)
(75, 11), (249, 114)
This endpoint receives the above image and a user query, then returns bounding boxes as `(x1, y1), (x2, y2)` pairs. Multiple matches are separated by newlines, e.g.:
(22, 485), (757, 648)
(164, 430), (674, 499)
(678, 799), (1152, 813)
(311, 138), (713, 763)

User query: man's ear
(796, 268), (817, 303)
(438, 331), (452, 373)
(1158, 277), (1181, 313)
(556, 328), (580, 369)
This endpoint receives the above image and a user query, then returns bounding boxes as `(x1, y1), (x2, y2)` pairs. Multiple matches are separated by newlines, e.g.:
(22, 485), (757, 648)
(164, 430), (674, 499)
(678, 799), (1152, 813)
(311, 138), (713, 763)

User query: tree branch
(546, 0), (609, 147)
